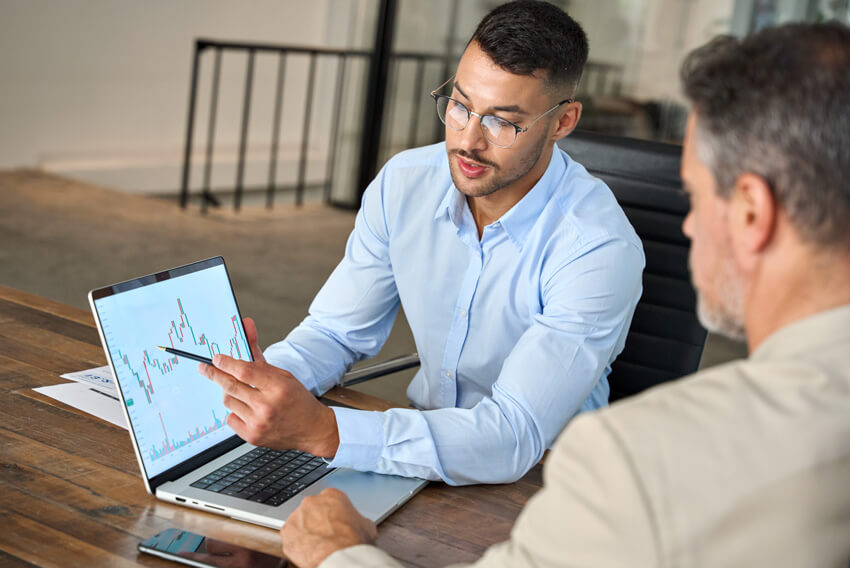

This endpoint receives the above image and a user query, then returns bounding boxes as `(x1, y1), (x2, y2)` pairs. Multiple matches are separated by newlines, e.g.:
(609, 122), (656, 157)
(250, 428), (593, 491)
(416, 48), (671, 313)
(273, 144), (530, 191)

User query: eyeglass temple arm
(517, 98), (575, 133)
(430, 76), (455, 97)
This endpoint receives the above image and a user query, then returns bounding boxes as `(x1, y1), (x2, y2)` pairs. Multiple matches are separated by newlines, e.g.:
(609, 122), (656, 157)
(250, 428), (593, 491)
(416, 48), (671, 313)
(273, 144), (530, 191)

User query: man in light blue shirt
(200, 0), (643, 486)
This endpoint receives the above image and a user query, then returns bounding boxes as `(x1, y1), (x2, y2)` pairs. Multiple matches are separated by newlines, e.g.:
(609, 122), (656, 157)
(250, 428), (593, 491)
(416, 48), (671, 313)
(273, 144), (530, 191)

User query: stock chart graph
(94, 263), (250, 478)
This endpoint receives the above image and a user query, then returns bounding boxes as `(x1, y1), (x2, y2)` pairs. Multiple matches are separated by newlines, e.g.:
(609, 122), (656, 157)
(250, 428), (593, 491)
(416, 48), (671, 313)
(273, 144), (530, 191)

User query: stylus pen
(156, 345), (213, 366)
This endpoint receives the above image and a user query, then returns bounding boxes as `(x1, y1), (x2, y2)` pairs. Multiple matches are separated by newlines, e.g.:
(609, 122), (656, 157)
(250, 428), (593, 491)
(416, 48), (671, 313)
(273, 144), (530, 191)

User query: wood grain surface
(0, 285), (542, 567)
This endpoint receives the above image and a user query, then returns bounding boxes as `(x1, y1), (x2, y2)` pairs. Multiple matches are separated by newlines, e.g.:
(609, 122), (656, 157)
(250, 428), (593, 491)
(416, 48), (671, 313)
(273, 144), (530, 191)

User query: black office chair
(342, 130), (707, 403)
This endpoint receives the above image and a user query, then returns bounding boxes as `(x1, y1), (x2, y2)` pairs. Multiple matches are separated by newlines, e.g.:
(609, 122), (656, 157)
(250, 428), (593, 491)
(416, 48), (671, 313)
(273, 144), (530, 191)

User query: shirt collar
(434, 148), (565, 249)
(498, 149), (563, 249)
(434, 183), (467, 228)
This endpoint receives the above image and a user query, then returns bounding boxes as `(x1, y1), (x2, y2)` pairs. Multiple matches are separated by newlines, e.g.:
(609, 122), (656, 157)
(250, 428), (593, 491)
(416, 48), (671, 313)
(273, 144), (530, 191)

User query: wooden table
(0, 285), (543, 567)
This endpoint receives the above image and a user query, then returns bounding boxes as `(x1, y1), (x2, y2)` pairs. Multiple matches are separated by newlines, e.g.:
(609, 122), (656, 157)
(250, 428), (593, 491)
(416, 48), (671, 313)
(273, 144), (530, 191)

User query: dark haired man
(199, 1), (642, 485)
(280, 21), (850, 568)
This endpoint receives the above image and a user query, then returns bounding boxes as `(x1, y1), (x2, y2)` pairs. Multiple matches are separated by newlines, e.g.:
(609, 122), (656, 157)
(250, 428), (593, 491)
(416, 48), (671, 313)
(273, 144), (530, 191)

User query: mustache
(450, 149), (498, 169)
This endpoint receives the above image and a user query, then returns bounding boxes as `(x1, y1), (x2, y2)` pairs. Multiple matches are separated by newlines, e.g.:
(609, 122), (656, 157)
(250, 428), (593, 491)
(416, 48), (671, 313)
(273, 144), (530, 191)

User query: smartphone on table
(139, 528), (287, 567)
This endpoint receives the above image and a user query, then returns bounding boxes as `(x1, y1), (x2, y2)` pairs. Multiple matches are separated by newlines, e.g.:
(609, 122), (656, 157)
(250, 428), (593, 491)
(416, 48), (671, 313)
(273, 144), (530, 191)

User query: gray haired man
(281, 21), (850, 568)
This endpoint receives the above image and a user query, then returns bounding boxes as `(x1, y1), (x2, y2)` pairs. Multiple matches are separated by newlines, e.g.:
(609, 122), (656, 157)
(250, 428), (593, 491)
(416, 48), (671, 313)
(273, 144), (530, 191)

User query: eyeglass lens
(436, 96), (516, 148)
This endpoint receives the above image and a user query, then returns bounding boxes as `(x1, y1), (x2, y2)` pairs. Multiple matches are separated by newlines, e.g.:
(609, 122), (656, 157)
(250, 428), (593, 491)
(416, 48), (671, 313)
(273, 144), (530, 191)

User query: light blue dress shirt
(264, 142), (644, 485)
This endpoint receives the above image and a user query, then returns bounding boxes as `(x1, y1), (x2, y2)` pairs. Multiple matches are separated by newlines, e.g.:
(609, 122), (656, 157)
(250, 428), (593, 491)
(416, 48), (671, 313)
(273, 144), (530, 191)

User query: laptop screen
(91, 257), (250, 480)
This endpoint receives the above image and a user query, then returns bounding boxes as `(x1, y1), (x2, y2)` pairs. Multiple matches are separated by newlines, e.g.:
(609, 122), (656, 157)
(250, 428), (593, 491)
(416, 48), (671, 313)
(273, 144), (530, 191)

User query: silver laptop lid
(89, 257), (251, 492)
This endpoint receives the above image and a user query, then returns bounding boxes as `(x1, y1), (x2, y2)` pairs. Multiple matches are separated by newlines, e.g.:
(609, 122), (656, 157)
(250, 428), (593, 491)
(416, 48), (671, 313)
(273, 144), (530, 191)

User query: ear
(552, 102), (582, 141)
(730, 173), (777, 258)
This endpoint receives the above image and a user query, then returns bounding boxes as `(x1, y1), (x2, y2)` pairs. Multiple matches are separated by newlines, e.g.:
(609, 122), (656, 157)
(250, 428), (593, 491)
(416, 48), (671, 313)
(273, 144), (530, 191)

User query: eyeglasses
(430, 77), (573, 149)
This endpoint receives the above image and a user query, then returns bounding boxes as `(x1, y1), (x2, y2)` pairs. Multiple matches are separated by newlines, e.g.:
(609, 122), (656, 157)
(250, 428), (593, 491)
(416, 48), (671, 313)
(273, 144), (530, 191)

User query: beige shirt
(323, 305), (850, 567)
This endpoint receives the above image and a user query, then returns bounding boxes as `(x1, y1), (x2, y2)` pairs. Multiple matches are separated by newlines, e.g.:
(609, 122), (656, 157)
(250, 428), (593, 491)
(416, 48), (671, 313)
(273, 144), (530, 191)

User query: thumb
(242, 317), (266, 363)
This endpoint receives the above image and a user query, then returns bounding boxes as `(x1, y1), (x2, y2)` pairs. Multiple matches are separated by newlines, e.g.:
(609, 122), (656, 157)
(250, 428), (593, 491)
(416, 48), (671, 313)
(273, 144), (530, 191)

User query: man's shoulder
(369, 142), (451, 211)
(579, 351), (850, 541)
(542, 148), (642, 255)
(381, 142), (448, 177)
(558, 339), (850, 562)
(607, 343), (850, 433)
(603, 352), (850, 458)
(359, 143), (452, 235)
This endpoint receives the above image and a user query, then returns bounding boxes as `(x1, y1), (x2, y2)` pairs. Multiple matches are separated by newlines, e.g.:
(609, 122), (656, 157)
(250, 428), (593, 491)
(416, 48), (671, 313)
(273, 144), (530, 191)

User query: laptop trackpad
(305, 469), (426, 522)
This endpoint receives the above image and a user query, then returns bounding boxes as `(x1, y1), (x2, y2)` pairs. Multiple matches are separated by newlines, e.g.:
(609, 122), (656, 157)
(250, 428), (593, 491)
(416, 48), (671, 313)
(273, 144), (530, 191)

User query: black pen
(156, 345), (213, 366)
(89, 387), (120, 402)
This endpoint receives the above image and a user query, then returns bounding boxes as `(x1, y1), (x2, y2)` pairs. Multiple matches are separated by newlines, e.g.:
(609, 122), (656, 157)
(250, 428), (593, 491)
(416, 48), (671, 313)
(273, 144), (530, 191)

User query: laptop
(88, 256), (426, 529)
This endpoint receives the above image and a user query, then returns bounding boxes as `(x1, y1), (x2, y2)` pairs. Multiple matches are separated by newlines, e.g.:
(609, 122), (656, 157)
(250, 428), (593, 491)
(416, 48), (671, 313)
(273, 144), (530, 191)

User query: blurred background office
(2, 0), (847, 402)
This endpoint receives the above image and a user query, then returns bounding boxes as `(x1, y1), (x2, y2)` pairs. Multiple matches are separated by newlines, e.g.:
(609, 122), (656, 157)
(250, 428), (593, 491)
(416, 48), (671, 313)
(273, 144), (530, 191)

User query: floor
(0, 169), (747, 405)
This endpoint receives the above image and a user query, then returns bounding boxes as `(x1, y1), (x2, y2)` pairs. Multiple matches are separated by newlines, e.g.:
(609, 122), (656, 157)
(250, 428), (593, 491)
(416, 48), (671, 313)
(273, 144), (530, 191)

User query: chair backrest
(558, 130), (707, 401)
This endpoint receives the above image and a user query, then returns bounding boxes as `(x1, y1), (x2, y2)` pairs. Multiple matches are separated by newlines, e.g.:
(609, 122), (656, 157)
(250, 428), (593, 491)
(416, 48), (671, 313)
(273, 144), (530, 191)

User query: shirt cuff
(326, 407), (384, 471)
(320, 545), (402, 568)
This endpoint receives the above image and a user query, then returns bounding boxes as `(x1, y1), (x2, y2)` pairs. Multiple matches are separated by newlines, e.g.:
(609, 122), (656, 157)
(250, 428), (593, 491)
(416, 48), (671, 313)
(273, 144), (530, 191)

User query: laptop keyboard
(190, 447), (331, 507)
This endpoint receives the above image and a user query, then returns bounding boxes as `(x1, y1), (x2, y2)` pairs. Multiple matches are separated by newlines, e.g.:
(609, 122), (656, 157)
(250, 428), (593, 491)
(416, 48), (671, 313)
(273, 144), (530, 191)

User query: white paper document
(60, 365), (117, 392)
(34, 366), (128, 430)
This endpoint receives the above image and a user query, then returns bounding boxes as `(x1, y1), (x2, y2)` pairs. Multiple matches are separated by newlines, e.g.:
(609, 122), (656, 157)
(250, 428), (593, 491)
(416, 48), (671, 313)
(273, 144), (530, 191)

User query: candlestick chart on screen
(94, 264), (250, 477)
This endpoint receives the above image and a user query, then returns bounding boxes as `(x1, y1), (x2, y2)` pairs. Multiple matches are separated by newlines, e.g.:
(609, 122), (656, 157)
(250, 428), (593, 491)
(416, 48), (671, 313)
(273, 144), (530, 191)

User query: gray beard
(691, 249), (747, 342)
(696, 293), (747, 342)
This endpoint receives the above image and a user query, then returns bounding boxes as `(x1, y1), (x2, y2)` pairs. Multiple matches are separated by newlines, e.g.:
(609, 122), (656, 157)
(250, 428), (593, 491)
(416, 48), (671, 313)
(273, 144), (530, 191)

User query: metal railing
(179, 39), (372, 212)
(178, 38), (452, 213)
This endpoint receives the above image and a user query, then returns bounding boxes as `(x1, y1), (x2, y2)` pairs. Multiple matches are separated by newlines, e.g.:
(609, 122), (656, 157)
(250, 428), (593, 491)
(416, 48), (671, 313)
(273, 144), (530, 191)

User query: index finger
(212, 354), (273, 389)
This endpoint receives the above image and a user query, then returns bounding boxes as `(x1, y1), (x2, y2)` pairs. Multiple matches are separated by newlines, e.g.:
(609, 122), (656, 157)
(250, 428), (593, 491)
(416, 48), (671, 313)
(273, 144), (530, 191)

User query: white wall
(0, 0), (370, 195)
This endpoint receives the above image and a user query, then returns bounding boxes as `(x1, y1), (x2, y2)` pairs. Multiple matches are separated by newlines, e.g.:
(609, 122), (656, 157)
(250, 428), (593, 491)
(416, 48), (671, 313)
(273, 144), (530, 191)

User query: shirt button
(459, 309), (468, 318)
(444, 370), (452, 379)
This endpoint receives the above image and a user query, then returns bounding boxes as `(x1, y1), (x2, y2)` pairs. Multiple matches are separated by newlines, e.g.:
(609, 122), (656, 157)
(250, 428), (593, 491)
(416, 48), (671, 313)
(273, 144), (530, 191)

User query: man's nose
(682, 209), (694, 240)
(458, 114), (488, 153)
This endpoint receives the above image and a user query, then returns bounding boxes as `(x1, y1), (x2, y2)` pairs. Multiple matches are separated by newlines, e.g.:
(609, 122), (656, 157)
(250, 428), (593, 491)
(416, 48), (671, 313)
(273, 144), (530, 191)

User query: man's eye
(485, 116), (511, 132)
(447, 104), (468, 122)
